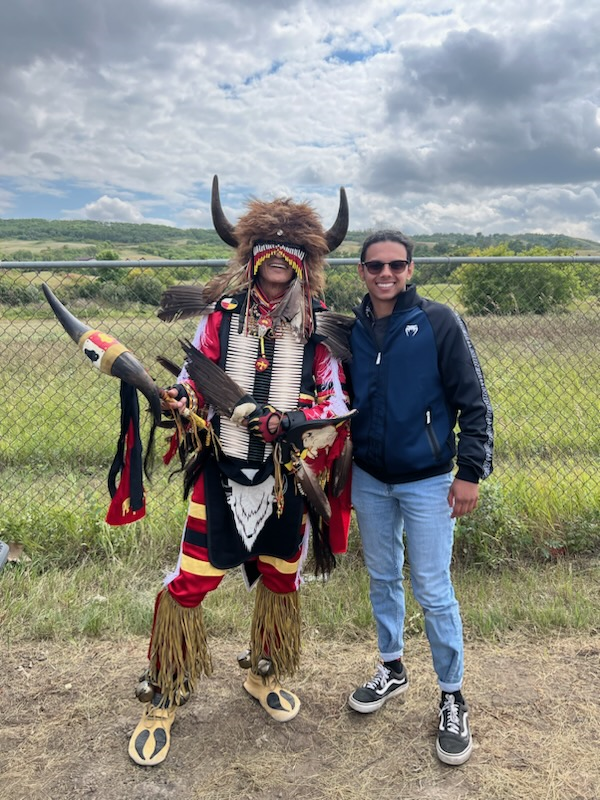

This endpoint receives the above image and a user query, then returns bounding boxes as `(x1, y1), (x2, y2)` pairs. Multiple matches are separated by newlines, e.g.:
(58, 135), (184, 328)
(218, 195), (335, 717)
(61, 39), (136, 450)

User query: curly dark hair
(360, 229), (414, 263)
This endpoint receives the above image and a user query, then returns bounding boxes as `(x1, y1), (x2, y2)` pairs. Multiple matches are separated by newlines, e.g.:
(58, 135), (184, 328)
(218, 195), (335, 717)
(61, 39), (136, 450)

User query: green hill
(1, 218), (598, 261)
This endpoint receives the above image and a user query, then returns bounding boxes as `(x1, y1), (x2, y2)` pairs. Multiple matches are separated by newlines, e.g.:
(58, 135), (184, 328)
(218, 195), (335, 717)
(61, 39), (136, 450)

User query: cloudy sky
(1, 0), (599, 238)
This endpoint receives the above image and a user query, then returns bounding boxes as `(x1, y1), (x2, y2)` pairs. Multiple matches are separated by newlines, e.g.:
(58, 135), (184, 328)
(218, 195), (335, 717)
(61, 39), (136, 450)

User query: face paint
(251, 241), (306, 279)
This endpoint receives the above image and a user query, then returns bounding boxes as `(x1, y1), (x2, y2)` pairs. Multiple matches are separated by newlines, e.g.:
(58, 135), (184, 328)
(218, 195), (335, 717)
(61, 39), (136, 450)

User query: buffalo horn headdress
(158, 175), (349, 340)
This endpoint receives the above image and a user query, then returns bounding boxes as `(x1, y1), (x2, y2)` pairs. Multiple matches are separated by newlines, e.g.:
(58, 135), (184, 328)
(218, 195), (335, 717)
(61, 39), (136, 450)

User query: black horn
(324, 187), (349, 253)
(42, 282), (92, 343)
(42, 283), (162, 423)
(211, 175), (238, 248)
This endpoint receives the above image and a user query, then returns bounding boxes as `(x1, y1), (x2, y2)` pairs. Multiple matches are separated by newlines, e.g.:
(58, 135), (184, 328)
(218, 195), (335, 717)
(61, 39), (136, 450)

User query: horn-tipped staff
(42, 283), (165, 525)
(42, 283), (162, 423)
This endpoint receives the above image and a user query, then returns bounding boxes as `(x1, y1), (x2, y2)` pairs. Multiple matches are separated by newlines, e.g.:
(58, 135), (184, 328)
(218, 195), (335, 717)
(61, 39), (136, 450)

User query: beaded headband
(251, 240), (306, 280)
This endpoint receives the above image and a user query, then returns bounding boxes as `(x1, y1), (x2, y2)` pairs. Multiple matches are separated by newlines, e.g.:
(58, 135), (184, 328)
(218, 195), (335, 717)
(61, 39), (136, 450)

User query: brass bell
(237, 648), (252, 669)
(257, 657), (272, 676)
(135, 680), (155, 703)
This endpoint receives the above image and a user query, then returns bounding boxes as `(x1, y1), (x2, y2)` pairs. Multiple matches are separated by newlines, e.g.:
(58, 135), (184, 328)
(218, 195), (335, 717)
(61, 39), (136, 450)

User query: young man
(347, 229), (494, 766)
(128, 178), (353, 766)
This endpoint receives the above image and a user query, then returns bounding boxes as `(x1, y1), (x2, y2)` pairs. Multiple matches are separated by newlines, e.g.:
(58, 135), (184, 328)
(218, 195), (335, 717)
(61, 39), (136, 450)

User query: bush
(454, 479), (530, 568)
(0, 277), (41, 305)
(127, 273), (164, 305)
(574, 263), (600, 296)
(94, 282), (134, 304)
(325, 270), (363, 313)
(457, 260), (582, 314)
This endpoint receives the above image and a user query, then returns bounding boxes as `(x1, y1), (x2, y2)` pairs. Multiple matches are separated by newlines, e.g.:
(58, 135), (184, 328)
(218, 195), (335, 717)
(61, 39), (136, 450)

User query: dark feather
(293, 459), (331, 521)
(179, 339), (248, 417)
(202, 264), (248, 306)
(156, 355), (182, 378)
(270, 279), (304, 330)
(315, 311), (354, 362)
(308, 505), (336, 577)
(157, 285), (214, 322)
(330, 436), (353, 497)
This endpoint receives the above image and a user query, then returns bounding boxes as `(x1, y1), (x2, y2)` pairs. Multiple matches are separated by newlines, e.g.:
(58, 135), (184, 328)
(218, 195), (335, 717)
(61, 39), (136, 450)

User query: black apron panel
(203, 458), (305, 570)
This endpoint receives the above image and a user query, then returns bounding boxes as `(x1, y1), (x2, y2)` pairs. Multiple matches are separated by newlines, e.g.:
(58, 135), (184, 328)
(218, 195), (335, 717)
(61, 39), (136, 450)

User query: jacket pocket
(425, 408), (442, 460)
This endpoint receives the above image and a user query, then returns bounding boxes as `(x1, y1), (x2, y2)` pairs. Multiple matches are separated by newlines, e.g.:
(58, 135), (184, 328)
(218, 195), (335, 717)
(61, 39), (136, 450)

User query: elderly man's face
(256, 254), (296, 298)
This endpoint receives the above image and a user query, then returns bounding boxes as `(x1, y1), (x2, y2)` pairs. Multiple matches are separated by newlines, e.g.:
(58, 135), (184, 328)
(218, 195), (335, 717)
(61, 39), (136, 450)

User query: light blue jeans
(351, 465), (463, 692)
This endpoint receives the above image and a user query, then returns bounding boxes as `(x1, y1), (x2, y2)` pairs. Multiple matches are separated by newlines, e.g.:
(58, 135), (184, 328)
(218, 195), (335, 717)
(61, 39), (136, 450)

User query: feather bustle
(315, 311), (354, 362)
(157, 285), (213, 322)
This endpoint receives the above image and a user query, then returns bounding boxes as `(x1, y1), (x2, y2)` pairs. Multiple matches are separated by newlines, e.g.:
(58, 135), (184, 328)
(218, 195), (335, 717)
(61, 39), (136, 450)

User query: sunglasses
(361, 259), (410, 274)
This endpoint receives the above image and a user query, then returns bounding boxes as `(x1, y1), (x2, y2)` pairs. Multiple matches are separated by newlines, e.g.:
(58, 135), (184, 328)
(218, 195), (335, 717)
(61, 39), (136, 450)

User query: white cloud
(1, 0), (600, 238)
(71, 195), (175, 226)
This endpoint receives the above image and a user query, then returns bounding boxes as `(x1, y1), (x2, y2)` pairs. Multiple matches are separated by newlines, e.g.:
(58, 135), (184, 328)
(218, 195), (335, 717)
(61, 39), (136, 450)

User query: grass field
(0, 284), (598, 589)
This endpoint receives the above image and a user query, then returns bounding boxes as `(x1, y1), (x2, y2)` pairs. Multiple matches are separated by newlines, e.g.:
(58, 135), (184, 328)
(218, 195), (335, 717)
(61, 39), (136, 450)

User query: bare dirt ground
(2, 632), (599, 800)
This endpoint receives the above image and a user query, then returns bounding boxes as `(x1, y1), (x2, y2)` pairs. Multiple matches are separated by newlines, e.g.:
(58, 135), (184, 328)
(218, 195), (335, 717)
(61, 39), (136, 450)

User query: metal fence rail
(1, 257), (598, 557)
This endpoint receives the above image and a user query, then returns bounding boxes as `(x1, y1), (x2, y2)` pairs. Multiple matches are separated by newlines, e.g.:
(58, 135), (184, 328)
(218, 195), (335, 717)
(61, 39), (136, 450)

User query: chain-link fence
(1, 258), (598, 559)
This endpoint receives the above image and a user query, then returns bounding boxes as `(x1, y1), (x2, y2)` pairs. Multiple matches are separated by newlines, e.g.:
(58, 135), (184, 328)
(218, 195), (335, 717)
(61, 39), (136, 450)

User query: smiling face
(252, 241), (305, 300)
(256, 254), (296, 299)
(358, 240), (414, 318)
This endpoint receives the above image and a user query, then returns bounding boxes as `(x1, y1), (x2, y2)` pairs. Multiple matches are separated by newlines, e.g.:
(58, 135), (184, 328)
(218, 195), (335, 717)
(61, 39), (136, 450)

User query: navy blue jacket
(349, 285), (494, 484)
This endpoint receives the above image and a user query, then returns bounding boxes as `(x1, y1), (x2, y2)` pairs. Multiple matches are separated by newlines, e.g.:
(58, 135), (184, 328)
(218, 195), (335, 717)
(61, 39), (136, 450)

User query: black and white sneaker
(348, 662), (409, 713)
(436, 692), (473, 765)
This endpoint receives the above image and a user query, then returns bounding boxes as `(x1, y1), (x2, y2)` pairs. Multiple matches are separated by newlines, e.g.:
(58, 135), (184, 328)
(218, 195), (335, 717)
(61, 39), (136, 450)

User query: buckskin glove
(230, 393), (258, 426)
(247, 404), (289, 443)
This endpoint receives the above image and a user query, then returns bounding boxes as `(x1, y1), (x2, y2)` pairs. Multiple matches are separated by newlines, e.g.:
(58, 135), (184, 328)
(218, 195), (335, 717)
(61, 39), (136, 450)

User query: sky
(1, 0), (600, 239)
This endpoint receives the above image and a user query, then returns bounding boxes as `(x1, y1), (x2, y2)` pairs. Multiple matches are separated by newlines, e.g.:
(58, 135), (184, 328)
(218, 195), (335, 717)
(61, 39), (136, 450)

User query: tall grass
(2, 548), (599, 644)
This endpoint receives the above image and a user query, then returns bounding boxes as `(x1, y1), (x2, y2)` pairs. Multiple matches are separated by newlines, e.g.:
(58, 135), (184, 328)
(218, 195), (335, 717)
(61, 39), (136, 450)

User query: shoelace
(364, 663), (391, 690)
(441, 694), (461, 735)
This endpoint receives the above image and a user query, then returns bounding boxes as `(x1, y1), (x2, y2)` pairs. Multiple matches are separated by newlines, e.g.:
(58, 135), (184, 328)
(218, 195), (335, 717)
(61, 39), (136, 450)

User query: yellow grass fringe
(148, 589), (213, 706)
(250, 582), (301, 680)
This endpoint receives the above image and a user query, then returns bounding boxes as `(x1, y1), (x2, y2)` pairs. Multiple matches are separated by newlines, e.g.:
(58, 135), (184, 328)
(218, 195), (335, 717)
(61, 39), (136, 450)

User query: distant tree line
(0, 219), (224, 245)
(0, 220), (598, 315)
(1, 219), (597, 254)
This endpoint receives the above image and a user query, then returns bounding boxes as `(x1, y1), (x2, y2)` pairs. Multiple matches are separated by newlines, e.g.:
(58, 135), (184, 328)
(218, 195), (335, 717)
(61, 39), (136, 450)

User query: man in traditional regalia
(128, 177), (353, 766)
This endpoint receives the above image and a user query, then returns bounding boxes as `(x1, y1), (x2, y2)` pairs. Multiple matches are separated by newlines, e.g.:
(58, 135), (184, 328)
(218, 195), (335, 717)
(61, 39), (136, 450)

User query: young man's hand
(448, 478), (479, 518)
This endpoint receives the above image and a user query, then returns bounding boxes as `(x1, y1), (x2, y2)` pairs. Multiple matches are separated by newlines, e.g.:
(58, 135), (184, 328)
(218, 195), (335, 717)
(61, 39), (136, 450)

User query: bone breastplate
(218, 313), (306, 462)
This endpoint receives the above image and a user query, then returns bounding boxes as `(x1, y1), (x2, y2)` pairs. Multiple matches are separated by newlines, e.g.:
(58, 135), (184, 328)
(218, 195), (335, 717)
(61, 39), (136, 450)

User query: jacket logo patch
(405, 324), (419, 337)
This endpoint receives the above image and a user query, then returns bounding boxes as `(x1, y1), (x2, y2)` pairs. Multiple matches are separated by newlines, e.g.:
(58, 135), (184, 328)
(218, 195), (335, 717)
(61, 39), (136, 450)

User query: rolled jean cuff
(380, 650), (403, 663)
(439, 680), (462, 693)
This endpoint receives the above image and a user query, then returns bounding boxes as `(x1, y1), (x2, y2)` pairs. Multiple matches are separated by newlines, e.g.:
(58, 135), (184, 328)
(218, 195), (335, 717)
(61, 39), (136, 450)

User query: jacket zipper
(425, 407), (442, 459)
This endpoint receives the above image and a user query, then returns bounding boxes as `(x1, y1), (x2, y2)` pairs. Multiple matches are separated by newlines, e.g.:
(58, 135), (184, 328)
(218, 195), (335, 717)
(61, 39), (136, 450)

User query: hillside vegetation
(1, 218), (599, 262)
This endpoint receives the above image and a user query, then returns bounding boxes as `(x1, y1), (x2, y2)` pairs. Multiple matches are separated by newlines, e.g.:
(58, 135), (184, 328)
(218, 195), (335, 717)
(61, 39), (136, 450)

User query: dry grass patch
(2, 632), (599, 800)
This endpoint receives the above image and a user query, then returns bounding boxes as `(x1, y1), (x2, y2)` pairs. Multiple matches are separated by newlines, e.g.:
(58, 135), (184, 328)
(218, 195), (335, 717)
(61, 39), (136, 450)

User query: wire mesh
(1, 260), (598, 557)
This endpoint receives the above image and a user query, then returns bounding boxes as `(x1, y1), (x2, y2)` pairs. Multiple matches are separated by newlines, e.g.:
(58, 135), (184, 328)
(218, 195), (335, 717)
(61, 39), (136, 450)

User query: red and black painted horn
(211, 174), (238, 248)
(42, 283), (162, 423)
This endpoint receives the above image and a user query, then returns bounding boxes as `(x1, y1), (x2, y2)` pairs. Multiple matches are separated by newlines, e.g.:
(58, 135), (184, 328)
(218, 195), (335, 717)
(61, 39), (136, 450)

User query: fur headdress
(158, 176), (349, 339)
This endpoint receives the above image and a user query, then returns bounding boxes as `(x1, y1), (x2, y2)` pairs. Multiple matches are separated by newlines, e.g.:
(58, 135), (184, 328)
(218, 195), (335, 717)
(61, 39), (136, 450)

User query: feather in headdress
(269, 279), (305, 336)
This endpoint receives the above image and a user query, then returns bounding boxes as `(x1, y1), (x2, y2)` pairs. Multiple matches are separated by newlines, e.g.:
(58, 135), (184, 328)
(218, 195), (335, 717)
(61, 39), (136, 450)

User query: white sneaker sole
(348, 680), (409, 713)
(436, 734), (473, 766)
